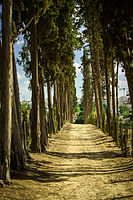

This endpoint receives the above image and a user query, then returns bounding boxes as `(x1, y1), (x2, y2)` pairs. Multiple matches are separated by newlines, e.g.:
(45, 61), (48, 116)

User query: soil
(0, 123), (133, 200)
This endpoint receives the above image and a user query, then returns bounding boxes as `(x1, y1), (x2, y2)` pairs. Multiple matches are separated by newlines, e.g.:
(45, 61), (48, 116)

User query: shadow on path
(106, 195), (133, 200)
(45, 150), (122, 160)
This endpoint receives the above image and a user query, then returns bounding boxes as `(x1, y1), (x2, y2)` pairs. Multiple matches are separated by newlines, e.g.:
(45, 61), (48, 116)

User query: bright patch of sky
(14, 38), (31, 101)
(74, 50), (83, 99)
(118, 67), (128, 96)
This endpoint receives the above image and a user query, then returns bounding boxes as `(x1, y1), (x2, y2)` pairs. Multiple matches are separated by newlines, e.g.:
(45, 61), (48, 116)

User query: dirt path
(0, 123), (133, 200)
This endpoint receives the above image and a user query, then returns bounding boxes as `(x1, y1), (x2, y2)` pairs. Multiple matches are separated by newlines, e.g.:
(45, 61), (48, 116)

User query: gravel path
(1, 123), (133, 200)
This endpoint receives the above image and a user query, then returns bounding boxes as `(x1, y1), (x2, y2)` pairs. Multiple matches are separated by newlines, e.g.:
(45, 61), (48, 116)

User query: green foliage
(21, 103), (31, 151)
(21, 103), (31, 110)
(117, 123), (123, 148)
(72, 85), (77, 113)
(92, 102), (96, 112)
(122, 112), (130, 119)
(87, 111), (97, 125)
(119, 105), (130, 115)
(81, 48), (93, 117)
(102, 110), (106, 133)
(111, 117), (117, 142)
(103, 103), (107, 111)
(75, 111), (84, 124)
(79, 103), (83, 111)
(76, 106), (80, 113)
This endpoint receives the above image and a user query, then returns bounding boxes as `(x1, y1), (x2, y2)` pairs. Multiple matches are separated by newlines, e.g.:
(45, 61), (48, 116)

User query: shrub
(87, 111), (97, 125)
(75, 111), (84, 124)
(119, 105), (130, 115)
(102, 110), (106, 133)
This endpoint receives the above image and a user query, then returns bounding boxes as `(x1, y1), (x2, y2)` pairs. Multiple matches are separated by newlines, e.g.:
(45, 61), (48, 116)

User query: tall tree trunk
(83, 58), (92, 124)
(11, 48), (25, 169)
(94, 32), (103, 122)
(1, 0), (13, 183)
(54, 80), (60, 131)
(13, 47), (26, 152)
(11, 96), (25, 170)
(111, 54), (117, 141)
(111, 55), (115, 121)
(104, 52), (111, 135)
(67, 88), (71, 121)
(0, 43), (2, 102)
(57, 80), (61, 130)
(64, 85), (68, 121)
(0, 42), (2, 172)
(30, 16), (41, 152)
(62, 85), (66, 124)
(70, 89), (73, 123)
(66, 87), (69, 121)
(92, 76), (100, 127)
(116, 62), (119, 117)
(90, 41), (101, 127)
(59, 82), (63, 127)
(40, 84), (48, 151)
(47, 80), (55, 134)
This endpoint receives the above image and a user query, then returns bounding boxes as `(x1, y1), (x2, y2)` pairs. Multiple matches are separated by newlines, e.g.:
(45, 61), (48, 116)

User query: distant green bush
(76, 106), (81, 113)
(102, 110), (106, 133)
(75, 111), (84, 124)
(122, 112), (130, 119)
(79, 104), (83, 111)
(119, 105), (130, 115)
(87, 111), (97, 125)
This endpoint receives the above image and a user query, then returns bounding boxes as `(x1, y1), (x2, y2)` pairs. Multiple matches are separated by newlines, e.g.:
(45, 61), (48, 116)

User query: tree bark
(66, 87), (69, 121)
(0, 43), (2, 102)
(116, 62), (119, 117)
(90, 41), (101, 127)
(104, 52), (111, 134)
(64, 85), (68, 121)
(13, 47), (26, 152)
(1, 0), (13, 183)
(47, 80), (55, 134)
(62, 85), (66, 124)
(0, 42), (2, 172)
(11, 48), (25, 169)
(11, 96), (25, 170)
(111, 55), (115, 121)
(82, 49), (92, 124)
(92, 73), (100, 127)
(67, 88), (70, 121)
(30, 16), (41, 152)
(54, 80), (60, 131)
(40, 84), (48, 150)
(94, 32), (103, 123)
(57, 80), (61, 130)
(59, 82), (63, 127)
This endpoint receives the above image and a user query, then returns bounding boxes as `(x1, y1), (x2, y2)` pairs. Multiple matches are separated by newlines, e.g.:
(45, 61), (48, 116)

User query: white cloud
(74, 62), (81, 74)
(17, 72), (24, 80)
(118, 67), (125, 76)
(16, 40), (24, 46)
(19, 80), (31, 101)
(119, 79), (128, 88)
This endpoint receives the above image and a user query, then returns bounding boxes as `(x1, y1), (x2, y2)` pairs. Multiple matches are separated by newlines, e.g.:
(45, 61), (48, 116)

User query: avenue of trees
(0, 0), (77, 184)
(0, 0), (133, 185)
(78, 0), (133, 155)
